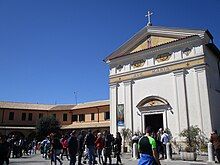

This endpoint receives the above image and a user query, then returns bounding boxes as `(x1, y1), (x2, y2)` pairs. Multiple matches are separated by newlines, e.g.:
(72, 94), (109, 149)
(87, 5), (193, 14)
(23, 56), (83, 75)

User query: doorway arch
(137, 96), (172, 133)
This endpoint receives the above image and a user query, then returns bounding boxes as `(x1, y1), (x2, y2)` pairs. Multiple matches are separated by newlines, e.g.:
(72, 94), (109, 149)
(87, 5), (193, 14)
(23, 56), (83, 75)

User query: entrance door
(144, 113), (163, 133)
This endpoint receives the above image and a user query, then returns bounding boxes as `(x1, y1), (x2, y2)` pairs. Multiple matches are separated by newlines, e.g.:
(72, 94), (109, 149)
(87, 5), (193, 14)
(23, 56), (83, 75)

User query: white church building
(104, 24), (220, 138)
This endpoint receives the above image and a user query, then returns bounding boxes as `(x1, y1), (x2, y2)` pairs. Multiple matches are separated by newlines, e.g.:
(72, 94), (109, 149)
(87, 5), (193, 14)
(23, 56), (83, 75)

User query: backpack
(138, 136), (153, 156)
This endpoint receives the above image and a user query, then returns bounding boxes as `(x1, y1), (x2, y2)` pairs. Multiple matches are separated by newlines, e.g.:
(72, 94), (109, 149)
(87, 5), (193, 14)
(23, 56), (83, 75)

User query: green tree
(36, 116), (61, 140)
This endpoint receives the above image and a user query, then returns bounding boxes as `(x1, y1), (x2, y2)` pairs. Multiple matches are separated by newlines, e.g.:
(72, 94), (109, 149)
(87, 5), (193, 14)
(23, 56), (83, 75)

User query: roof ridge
(76, 99), (109, 105)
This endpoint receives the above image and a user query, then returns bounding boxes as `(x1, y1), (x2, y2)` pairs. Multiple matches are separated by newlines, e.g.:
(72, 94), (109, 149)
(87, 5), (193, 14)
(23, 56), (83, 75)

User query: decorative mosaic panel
(132, 59), (145, 68)
(156, 53), (171, 63)
(183, 48), (192, 56)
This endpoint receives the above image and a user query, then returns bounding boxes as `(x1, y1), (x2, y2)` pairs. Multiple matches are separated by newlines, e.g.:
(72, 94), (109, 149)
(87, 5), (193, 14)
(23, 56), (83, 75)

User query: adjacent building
(0, 100), (110, 137)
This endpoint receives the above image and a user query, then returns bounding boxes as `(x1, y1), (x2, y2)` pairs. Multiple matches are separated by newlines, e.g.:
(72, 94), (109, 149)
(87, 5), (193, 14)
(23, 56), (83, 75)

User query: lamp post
(74, 91), (78, 105)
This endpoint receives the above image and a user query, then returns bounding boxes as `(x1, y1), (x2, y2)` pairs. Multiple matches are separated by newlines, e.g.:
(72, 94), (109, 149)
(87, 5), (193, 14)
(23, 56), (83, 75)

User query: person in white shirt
(160, 131), (169, 159)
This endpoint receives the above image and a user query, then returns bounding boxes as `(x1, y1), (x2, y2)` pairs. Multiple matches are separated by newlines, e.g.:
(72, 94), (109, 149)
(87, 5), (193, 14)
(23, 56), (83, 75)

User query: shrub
(179, 125), (208, 152)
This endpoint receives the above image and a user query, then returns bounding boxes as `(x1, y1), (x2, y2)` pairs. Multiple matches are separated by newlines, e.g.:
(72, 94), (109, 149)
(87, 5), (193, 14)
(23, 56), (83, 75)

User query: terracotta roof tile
(49, 105), (76, 111)
(0, 101), (55, 110)
(72, 100), (109, 110)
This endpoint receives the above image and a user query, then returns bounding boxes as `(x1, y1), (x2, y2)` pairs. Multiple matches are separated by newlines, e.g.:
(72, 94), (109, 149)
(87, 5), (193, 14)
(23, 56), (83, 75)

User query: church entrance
(137, 96), (172, 133)
(144, 113), (163, 133)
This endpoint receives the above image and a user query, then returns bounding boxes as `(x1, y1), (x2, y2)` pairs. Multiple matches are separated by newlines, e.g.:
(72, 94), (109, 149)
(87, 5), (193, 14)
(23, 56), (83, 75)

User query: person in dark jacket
(114, 132), (122, 165)
(85, 130), (96, 165)
(77, 131), (84, 165)
(50, 133), (63, 165)
(68, 131), (78, 165)
(103, 131), (113, 165)
(210, 130), (220, 163)
(0, 135), (10, 165)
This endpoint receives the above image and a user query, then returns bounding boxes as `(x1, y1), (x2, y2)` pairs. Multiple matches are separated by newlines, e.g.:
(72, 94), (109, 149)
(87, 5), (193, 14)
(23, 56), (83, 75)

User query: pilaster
(110, 83), (119, 135)
(193, 65), (211, 135)
(193, 65), (205, 131)
(173, 69), (189, 133)
(123, 80), (134, 133)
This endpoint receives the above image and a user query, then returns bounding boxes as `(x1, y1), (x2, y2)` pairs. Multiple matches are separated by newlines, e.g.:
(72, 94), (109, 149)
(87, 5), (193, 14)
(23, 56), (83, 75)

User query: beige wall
(0, 105), (110, 129)
(70, 106), (109, 122)
(1, 109), (48, 126)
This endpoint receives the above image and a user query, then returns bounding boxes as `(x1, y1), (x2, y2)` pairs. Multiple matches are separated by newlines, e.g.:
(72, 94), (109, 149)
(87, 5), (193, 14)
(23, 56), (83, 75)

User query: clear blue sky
(0, 0), (219, 104)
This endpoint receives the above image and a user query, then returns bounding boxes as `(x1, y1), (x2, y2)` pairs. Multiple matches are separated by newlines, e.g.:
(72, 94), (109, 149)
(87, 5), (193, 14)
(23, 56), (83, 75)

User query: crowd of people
(0, 127), (219, 165)
(131, 127), (171, 165)
(40, 130), (122, 165)
(0, 134), (37, 165)
(132, 127), (171, 163)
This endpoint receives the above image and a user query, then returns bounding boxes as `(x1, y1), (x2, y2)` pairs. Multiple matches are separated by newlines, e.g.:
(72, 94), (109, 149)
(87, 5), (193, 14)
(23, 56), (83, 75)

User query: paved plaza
(8, 152), (218, 165)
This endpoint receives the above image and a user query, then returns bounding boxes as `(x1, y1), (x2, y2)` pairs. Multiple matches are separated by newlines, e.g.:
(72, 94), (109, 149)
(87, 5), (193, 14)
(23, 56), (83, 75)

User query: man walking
(85, 130), (96, 165)
(138, 126), (161, 165)
(68, 131), (78, 165)
(210, 130), (220, 163)
(77, 131), (84, 165)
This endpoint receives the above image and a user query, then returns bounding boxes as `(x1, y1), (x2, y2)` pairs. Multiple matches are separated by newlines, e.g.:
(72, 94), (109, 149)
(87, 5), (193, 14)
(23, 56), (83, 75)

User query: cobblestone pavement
(9, 153), (138, 165)
(9, 153), (218, 165)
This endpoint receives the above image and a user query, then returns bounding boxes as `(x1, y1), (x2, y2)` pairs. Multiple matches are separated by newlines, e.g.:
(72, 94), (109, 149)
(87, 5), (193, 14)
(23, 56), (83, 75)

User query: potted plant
(179, 125), (207, 161)
(121, 128), (132, 152)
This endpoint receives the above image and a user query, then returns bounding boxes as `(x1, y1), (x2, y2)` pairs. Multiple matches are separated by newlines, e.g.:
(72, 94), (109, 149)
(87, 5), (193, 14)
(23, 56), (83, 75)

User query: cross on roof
(145, 11), (153, 26)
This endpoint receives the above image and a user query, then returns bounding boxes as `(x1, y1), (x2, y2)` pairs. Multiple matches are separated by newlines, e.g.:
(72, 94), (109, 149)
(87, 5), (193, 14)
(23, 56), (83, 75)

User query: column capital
(173, 69), (186, 76)
(123, 80), (134, 86)
(194, 64), (206, 73)
(110, 83), (119, 88)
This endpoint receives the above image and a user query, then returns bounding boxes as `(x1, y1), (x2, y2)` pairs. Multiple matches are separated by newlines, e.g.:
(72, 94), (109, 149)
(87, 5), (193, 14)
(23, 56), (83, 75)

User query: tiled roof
(49, 105), (76, 111)
(0, 100), (110, 111)
(73, 100), (109, 110)
(61, 121), (110, 129)
(0, 101), (55, 110)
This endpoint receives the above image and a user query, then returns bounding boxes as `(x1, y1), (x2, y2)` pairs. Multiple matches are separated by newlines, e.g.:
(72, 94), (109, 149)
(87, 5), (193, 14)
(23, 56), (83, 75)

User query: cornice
(110, 55), (204, 79)
(109, 56), (205, 84)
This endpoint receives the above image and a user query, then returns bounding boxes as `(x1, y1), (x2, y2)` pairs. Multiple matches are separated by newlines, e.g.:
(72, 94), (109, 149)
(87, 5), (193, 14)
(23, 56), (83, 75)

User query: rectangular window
(91, 113), (95, 121)
(9, 112), (14, 120)
(63, 113), (67, 121)
(39, 113), (43, 119)
(79, 114), (85, 122)
(22, 113), (26, 121)
(105, 112), (110, 120)
(28, 113), (33, 121)
(52, 114), (56, 119)
(72, 115), (78, 122)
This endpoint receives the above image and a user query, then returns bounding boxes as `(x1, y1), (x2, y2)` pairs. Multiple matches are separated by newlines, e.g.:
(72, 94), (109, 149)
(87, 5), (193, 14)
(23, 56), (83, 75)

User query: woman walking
(50, 133), (63, 165)
(95, 132), (104, 164)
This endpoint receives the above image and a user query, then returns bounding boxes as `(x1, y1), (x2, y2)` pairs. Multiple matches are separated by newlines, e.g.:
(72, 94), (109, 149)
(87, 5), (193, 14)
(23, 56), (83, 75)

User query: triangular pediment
(130, 35), (177, 53)
(104, 26), (211, 62)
